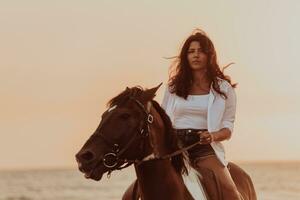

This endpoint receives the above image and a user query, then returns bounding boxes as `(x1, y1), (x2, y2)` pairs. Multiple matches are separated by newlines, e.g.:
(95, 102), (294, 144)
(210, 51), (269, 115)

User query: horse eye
(120, 113), (131, 120)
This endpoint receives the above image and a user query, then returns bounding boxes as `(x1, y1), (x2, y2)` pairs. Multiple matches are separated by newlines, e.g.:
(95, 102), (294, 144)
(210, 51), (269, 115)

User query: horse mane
(107, 86), (144, 107)
(107, 86), (188, 175)
(151, 100), (188, 175)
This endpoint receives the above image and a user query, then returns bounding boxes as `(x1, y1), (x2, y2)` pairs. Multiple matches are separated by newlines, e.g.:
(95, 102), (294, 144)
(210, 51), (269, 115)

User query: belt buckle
(187, 129), (194, 135)
(187, 129), (196, 138)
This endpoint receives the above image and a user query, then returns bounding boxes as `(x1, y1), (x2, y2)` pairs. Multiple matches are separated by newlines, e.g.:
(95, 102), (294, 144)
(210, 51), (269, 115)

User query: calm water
(0, 162), (299, 200)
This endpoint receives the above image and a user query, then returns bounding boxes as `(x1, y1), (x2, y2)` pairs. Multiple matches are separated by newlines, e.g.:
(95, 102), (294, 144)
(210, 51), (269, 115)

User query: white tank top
(173, 94), (209, 129)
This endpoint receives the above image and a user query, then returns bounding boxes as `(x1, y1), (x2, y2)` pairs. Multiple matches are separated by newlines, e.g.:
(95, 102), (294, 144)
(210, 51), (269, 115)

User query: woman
(161, 30), (241, 200)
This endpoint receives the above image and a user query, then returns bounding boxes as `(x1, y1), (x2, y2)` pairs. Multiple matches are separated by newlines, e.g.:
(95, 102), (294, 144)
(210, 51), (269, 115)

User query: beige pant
(193, 155), (242, 200)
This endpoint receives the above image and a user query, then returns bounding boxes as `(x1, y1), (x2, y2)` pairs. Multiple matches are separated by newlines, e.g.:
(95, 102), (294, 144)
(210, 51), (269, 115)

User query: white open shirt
(161, 78), (237, 166)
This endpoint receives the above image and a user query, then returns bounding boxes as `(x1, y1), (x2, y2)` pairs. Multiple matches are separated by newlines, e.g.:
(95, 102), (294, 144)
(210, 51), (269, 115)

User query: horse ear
(140, 82), (163, 103)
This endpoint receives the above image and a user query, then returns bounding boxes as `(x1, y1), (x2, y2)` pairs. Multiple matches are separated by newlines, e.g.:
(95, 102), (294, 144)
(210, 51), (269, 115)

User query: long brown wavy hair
(168, 30), (237, 99)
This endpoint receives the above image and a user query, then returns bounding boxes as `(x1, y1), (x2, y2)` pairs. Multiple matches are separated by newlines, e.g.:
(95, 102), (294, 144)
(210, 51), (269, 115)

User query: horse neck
(134, 156), (187, 200)
(133, 106), (187, 200)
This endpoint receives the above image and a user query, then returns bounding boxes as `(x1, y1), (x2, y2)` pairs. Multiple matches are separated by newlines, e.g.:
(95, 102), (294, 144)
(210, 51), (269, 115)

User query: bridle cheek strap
(102, 100), (154, 172)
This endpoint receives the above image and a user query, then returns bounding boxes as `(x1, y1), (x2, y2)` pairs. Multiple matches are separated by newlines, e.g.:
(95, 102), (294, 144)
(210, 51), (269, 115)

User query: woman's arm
(161, 86), (171, 110)
(160, 85), (175, 123)
(199, 83), (237, 144)
(220, 83), (237, 134)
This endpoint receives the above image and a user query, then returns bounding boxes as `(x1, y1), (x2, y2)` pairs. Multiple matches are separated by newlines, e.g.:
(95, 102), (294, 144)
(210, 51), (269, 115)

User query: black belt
(175, 129), (215, 159)
(175, 128), (207, 134)
(175, 129), (207, 145)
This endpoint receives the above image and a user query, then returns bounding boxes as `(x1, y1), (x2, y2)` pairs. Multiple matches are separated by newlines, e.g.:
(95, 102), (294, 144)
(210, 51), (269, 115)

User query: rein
(98, 97), (199, 176)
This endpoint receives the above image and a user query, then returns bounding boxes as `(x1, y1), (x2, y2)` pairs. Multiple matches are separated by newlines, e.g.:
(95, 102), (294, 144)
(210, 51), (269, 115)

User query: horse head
(75, 83), (185, 181)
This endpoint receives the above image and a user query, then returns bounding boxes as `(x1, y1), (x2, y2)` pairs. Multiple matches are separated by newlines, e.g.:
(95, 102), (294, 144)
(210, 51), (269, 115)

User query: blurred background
(1, 0), (299, 199)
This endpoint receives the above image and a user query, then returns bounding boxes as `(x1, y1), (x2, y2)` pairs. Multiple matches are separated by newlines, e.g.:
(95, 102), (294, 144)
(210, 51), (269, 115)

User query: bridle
(97, 97), (154, 174)
(97, 97), (202, 176)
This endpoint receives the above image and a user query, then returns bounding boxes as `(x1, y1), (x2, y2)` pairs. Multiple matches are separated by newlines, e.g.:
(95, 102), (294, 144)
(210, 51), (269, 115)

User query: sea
(0, 162), (299, 200)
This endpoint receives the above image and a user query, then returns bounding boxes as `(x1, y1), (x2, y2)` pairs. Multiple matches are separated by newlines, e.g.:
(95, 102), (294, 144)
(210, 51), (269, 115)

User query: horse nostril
(79, 151), (95, 162)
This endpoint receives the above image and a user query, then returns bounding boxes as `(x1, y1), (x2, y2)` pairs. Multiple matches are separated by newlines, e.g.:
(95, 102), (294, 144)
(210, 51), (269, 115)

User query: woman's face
(187, 41), (208, 71)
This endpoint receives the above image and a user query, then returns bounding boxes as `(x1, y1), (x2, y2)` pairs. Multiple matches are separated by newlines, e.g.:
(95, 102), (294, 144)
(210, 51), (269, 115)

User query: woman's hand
(197, 128), (232, 143)
(198, 131), (215, 144)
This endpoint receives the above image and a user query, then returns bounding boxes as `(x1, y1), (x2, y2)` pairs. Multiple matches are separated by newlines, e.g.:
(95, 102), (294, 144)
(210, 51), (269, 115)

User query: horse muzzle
(75, 152), (107, 181)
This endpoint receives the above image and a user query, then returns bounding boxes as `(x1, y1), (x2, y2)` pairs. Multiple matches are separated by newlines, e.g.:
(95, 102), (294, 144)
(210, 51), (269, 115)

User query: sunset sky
(1, 0), (299, 170)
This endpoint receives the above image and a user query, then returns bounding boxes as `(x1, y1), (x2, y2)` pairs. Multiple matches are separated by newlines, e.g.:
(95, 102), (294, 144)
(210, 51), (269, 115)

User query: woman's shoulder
(163, 84), (174, 97)
(163, 84), (171, 93)
(163, 84), (181, 101)
(216, 78), (234, 92)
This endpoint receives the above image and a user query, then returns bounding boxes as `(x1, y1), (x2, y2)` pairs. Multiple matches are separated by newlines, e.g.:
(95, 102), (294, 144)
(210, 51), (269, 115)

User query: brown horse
(75, 84), (257, 200)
